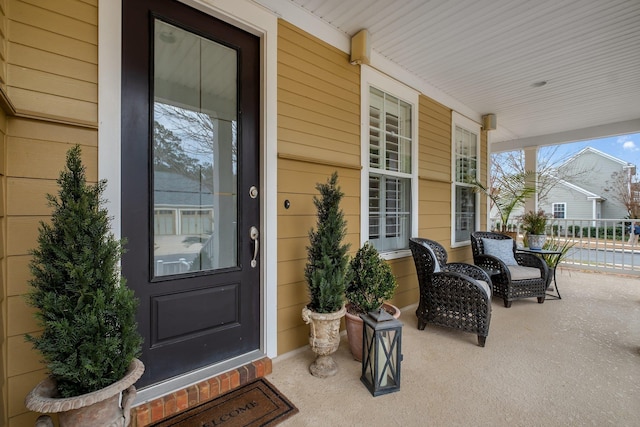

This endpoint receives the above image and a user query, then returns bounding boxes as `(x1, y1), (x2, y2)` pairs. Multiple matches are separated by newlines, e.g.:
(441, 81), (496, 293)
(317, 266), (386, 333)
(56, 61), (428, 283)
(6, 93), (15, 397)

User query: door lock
(249, 186), (258, 199)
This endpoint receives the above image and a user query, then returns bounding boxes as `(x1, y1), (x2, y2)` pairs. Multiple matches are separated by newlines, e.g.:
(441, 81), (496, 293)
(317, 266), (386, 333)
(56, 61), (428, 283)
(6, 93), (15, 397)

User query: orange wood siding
(2, 2), (103, 424)
(0, 0), (7, 88)
(6, 0), (98, 127)
(417, 95), (453, 244)
(277, 20), (360, 166)
(416, 96), (487, 264)
(275, 20), (489, 354)
(0, 105), (7, 426)
(276, 19), (361, 354)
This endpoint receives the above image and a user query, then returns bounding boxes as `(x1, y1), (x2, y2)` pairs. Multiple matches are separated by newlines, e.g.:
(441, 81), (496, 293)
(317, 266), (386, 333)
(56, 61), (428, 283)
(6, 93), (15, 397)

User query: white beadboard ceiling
(253, 0), (640, 151)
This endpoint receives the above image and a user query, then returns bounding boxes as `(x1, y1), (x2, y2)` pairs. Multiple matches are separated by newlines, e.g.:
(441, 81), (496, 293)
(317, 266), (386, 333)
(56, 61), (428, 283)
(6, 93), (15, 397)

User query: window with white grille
(451, 112), (480, 246)
(553, 203), (566, 219)
(361, 68), (418, 256)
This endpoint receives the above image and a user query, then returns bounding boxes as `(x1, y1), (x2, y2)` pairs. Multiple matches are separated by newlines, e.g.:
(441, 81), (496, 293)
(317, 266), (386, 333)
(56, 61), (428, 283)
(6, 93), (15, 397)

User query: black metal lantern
(360, 309), (403, 396)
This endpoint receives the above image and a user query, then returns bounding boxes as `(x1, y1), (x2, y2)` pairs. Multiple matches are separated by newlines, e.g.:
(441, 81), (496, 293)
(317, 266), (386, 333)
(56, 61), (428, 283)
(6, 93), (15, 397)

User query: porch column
(524, 146), (538, 213)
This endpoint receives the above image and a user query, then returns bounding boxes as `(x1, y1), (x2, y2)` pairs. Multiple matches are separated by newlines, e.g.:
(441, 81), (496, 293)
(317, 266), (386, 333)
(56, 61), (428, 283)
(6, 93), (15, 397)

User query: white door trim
(98, 0), (278, 397)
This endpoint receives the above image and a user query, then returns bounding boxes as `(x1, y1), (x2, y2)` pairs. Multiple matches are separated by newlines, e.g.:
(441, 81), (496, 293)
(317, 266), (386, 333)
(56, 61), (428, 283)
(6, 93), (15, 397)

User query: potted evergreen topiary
(345, 242), (398, 361)
(24, 145), (144, 427)
(301, 172), (351, 378)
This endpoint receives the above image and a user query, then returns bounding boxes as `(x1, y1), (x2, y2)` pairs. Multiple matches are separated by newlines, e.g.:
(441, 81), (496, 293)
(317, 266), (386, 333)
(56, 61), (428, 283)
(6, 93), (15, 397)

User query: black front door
(122, 0), (260, 387)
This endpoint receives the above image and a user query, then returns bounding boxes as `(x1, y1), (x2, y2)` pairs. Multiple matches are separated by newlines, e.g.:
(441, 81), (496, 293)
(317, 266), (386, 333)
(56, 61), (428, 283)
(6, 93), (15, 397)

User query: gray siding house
(540, 147), (636, 220)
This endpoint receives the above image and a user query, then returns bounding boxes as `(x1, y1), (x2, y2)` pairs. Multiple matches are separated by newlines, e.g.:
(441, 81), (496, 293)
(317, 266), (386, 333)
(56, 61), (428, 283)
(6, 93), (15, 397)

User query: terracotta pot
(25, 358), (144, 427)
(345, 303), (400, 362)
(301, 305), (346, 378)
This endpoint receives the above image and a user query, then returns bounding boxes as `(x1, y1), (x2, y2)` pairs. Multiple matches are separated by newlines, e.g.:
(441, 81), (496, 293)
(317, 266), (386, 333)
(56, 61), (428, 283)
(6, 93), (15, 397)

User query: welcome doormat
(150, 378), (298, 427)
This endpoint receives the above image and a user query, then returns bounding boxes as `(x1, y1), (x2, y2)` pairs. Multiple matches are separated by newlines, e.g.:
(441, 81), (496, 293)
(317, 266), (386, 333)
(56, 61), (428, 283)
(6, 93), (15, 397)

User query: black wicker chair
(409, 237), (492, 347)
(470, 231), (548, 308)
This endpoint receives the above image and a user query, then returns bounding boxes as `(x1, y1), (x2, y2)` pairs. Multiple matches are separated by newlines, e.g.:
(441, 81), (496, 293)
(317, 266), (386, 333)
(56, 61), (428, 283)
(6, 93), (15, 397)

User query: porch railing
(490, 217), (640, 275)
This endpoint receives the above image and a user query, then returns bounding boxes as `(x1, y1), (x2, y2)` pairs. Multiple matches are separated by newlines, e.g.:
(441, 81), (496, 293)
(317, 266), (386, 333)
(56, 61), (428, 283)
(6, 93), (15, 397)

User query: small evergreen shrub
(346, 242), (397, 314)
(26, 145), (142, 398)
(304, 172), (351, 313)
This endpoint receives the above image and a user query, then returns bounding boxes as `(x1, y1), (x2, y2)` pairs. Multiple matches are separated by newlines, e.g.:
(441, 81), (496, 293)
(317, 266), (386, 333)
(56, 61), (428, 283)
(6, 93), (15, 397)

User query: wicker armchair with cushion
(470, 231), (548, 308)
(409, 237), (492, 347)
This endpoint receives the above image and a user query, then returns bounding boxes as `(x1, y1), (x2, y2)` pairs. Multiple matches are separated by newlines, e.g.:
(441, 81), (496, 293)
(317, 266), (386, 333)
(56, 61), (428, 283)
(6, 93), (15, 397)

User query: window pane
(153, 20), (238, 277)
(385, 113), (399, 171)
(369, 175), (381, 240)
(369, 175), (411, 252)
(369, 88), (383, 169)
(455, 125), (477, 184)
(368, 86), (413, 253)
(453, 119), (479, 244)
(553, 203), (566, 219)
(370, 87), (412, 174)
(455, 185), (476, 243)
(398, 100), (411, 139)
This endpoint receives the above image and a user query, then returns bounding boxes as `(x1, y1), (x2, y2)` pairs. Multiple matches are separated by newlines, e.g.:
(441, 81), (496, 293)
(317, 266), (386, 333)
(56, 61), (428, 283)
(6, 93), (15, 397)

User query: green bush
(568, 225), (581, 237)
(304, 172), (351, 313)
(581, 226), (624, 239)
(26, 145), (142, 398)
(346, 242), (397, 314)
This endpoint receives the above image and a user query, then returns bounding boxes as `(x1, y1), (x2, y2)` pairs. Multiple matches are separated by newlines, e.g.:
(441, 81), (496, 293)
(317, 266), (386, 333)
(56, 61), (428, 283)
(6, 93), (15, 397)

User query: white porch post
(524, 146), (538, 213)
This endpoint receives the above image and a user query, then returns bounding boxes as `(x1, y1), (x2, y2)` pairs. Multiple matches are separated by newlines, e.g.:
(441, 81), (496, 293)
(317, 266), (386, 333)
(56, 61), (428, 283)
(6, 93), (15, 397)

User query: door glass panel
(153, 19), (238, 277)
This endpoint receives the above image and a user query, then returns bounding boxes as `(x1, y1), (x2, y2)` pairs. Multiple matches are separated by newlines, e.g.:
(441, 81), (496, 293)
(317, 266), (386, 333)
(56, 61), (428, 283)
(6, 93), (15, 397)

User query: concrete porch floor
(267, 268), (640, 426)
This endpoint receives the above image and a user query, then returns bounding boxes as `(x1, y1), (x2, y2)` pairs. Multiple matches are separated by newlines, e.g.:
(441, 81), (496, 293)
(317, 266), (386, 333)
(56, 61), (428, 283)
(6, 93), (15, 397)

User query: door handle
(250, 226), (259, 268)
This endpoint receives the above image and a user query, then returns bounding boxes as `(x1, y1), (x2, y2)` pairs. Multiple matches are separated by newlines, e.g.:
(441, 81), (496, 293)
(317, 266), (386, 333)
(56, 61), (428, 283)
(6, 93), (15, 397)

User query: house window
(361, 67), (418, 257)
(553, 203), (566, 219)
(452, 112), (480, 246)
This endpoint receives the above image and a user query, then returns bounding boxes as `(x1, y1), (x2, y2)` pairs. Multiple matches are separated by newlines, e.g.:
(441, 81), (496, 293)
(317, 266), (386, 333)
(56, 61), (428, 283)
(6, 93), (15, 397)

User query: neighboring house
(2, 2), (491, 425)
(540, 147), (636, 220)
(153, 171), (216, 276)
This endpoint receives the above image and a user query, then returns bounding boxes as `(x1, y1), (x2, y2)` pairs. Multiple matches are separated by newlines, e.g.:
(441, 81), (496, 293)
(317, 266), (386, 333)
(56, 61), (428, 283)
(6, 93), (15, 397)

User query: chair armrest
(515, 252), (549, 278)
(432, 271), (491, 301)
(474, 254), (510, 275)
(444, 263), (491, 284)
(473, 254), (512, 284)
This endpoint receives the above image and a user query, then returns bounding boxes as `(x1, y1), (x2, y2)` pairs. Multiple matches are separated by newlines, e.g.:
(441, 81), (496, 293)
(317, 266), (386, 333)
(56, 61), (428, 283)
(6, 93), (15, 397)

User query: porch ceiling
(254, 0), (640, 152)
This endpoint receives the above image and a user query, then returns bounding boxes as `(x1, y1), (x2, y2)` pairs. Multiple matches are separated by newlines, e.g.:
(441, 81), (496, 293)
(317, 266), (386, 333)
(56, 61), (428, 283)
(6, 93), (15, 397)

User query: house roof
(253, 0), (640, 152)
(559, 146), (635, 170)
(154, 171), (214, 206)
(549, 176), (604, 201)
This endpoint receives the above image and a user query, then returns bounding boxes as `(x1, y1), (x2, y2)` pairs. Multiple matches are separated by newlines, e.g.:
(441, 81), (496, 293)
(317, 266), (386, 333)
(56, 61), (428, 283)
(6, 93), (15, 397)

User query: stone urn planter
(345, 303), (400, 362)
(302, 305), (346, 378)
(25, 358), (145, 427)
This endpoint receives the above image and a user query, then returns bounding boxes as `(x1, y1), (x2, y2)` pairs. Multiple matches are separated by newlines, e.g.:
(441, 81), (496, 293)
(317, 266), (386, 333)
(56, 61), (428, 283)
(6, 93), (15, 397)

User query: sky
(538, 132), (640, 169)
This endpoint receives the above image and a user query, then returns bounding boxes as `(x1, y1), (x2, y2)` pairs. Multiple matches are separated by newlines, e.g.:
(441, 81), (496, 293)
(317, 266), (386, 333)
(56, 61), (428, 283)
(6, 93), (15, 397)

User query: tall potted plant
(302, 172), (351, 378)
(24, 146), (144, 426)
(521, 209), (549, 250)
(472, 171), (536, 237)
(541, 236), (575, 289)
(345, 242), (398, 361)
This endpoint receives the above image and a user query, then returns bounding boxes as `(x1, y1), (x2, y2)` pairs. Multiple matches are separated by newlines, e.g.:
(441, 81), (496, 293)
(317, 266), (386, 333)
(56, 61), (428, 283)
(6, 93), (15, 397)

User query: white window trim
(553, 202), (567, 219)
(360, 66), (419, 260)
(451, 111), (481, 248)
